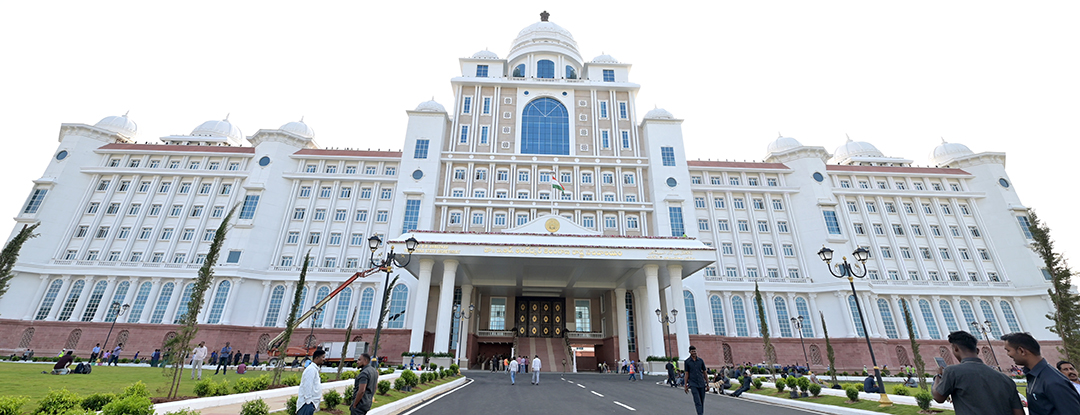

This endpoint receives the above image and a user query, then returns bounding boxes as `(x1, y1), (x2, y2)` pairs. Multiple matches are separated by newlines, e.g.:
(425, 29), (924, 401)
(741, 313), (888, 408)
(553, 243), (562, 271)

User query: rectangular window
(602, 69), (614, 82)
(475, 65), (488, 77)
(575, 300), (592, 331)
(402, 200), (421, 233)
(668, 206), (685, 237)
(462, 96), (472, 114)
(661, 146), (676, 166)
(239, 195), (259, 219)
(823, 211), (842, 235)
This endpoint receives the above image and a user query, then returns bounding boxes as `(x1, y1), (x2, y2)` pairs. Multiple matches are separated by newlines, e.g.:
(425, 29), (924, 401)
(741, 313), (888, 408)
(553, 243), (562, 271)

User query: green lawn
(749, 388), (956, 415)
(0, 362), (297, 410)
(269, 375), (461, 415)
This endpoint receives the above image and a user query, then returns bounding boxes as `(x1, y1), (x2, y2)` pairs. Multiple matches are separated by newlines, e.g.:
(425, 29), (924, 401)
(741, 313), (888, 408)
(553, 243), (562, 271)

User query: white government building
(1, 13), (1059, 370)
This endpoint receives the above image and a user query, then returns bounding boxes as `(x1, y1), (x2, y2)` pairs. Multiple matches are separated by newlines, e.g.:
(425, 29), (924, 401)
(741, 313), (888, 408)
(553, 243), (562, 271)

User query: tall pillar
(24, 275), (51, 320)
(643, 264), (666, 359)
(615, 288), (629, 361)
(69, 276), (96, 321)
(409, 259), (435, 352)
(45, 275), (73, 321)
(138, 279), (163, 324)
(220, 278), (242, 325)
(667, 265), (690, 355)
(458, 284), (473, 362)
(910, 296), (931, 339)
(92, 277), (119, 322)
(433, 260), (458, 353)
(163, 279), (185, 325)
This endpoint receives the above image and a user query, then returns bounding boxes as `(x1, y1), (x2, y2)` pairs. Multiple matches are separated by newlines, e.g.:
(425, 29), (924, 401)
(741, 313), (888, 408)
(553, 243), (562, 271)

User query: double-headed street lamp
(367, 235), (419, 364)
(454, 303), (474, 367)
(101, 302), (130, 358)
(970, 320), (1001, 371)
(790, 316), (809, 370)
(655, 308), (678, 360)
(817, 246), (892, 407)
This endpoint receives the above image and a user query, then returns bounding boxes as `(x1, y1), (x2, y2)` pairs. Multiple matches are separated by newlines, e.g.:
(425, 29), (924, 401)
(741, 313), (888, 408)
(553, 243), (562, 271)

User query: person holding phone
(932, 331), (1024, 415)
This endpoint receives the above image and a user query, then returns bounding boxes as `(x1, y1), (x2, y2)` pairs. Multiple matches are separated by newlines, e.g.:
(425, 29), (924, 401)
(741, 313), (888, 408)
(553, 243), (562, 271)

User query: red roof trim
(294, 149), (402, 157)
(687, 160), (789, 169)
(825, 165), (970, 175)
(99, 143), (255, 154)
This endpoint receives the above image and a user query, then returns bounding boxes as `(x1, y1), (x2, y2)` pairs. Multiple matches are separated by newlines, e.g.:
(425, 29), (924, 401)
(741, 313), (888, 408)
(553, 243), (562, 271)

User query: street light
(101, 302), (130, 359)
(970, 320), (1001, 371)
(307, 306), (323, 350)
(817, 246), (892, 407)
(367, 235), (419, 364)
(655, 308), (678, 360)
(790, 316), (809, 371)
(453, 303), (474, 368)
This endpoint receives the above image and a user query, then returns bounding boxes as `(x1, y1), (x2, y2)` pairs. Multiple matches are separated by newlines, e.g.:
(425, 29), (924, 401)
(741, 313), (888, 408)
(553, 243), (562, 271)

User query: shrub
(163, 409), (201, 415)
(776, 380), (786, 393)
(80, 393), (116, 411)
(343, 386), (355, 406)
(193, 379), (215, 397)
(285, 396), (298, 415)
(892, 385), (909, 396)
(808, 383), (822, 397)
(449, 364), (459, 374)
(282, 375), (301, 386)
(845, 386), (860, 402)
(240, 399), (269, 415)
(0, 396), (28, 415)
(213, 380), (231, 397)
(120, 381), (151, 400)
(752, 378), (763, 389)
(36, 389), (82, 415)
(101, 395), (153, 415)
(323, 390), (343, 409)
(377, 380), (392, 395)
(393, 377), (407, 391)
(915, 391), (933, 410)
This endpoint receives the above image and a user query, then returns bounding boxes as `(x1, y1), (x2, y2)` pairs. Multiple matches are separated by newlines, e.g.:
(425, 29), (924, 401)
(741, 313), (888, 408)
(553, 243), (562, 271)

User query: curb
(371, 376), (468, 415)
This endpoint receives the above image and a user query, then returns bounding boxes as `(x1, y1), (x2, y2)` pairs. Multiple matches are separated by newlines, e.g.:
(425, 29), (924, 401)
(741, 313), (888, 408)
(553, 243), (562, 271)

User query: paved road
(403, 371), (815, 414)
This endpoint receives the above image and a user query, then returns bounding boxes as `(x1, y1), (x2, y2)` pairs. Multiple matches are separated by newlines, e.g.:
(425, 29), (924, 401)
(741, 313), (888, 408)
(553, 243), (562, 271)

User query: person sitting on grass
(51, 351), (75, 375)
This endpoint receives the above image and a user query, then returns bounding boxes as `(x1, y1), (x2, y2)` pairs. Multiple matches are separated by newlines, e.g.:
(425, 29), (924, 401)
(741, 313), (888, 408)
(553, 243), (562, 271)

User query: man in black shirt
(1001, 332), (1080, 415)
(683, 345), (708, 415)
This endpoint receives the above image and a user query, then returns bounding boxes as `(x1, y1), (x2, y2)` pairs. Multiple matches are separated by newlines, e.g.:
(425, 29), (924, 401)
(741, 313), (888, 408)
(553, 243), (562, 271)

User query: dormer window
(476, 65), (489, 77)
(537, 60), (555, 78)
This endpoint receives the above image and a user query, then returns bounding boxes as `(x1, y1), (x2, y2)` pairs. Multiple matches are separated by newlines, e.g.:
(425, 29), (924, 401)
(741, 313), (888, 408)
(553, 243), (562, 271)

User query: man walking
(298, 349), (324, 415)
(531, 355), (541, 385)
(214, 342), (231, 375)
(350, 353), (378, 415)
(1001, 332), (1080, 415)
(932, 331), (1023, 415)
(508, 356), (519, 385)
(191, 342), (208, 380)
(683, 345), (708, 415)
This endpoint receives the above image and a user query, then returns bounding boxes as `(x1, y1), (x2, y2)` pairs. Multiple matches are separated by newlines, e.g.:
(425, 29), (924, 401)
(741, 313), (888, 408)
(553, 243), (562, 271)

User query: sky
(1, 1), (1077, 285)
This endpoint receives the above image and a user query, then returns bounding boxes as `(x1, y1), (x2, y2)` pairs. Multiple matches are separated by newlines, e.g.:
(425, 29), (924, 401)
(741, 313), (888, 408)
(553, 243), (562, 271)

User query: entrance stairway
(516, 336), (572, 373)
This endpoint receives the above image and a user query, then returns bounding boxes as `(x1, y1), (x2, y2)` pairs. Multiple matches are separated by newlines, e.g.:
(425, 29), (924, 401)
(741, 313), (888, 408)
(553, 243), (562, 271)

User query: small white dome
(191, 118), (242, 141)
(767, 135), (803, 154)
(94, 113), (137, 139)
(929, 139), (973, 165)
(280, 119), (315, 139)
(591, 54), (618, 63)
(644, 107), (674, 119)
(471, 49), (499, 59)
(414, 99), (446, 113)
(832, 138), (884, 161)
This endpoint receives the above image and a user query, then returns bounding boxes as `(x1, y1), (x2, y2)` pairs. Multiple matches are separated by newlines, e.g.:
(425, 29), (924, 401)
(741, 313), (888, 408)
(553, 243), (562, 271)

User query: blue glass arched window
(513, 64), (525, 77)
(536, 60), (554, 78)
(565, 65), (577, 79)
(521, 98), (569, 155)
(709, 295), (726, 336)
(387, 285), (409, 328)
(357, 288), (375, 329)
(683, 290), (699, 335)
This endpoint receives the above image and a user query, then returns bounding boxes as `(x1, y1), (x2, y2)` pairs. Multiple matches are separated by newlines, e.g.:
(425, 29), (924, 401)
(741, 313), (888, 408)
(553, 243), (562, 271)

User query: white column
(615, 288), (629, 361)
(255, 281), (272, 327)
(807, 293), (822, 338)
(667, 265), (690, 354)
(643, 264), (667, 359)
(910, 296), (931, 340)
(220, 278), (242, 325)
(138, 279), (163, 324)
(278, 282), (296, 328)
(45, 276), (74, 321)
(69, 277), (96, 321)
(930, 296), (950, 334)
(24, 275), (51, 320)
(433, 260), (458, 353)
(163, 279), (185, 325)
(92, 277), (119, 322)
(458, 284), (473, 361)
(409, 259), (435, 352)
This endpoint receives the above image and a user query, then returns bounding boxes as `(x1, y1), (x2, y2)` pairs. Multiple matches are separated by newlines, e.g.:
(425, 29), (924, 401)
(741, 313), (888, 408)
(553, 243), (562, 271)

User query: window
(823, 211), (842, 234)
(721, 243), (734, 255)
(602, 69), (615, 82)
(737, 220), (749, 232)
(574, 299), (592, 332)
(239, 195), (259, 219)
(661, 147), (676, 166)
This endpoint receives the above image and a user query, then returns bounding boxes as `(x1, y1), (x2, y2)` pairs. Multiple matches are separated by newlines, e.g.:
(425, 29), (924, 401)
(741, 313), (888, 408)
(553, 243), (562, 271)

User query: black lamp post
(307, 306), (323, 350)
(970, 320), (1001, 371)
(817, 246), (892, 407)
(790, 316), (809, 371)
(101, 302), (130, 358)
(454, 303), (474, 367)
(367, 235), (419, 364)
(655, 308), (678, 360)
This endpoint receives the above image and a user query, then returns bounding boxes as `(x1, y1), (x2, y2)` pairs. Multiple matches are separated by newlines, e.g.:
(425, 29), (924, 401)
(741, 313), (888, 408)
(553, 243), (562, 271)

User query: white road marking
(591, 391), (604, 397)
(613, 401), (636, 411)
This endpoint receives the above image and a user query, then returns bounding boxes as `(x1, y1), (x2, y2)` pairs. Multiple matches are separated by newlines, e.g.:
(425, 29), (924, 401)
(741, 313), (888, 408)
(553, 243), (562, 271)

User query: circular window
(666, 177), (678, 187)
(412, 169), (424, 180)
(813, 172), (825, 182)
(258, 156), (270, 167)
(55, 150), (68, 161)
(998, 178), (1010, 188)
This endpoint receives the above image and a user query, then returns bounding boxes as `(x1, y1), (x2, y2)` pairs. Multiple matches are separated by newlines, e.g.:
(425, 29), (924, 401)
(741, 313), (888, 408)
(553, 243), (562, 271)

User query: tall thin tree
(0, 223), (40, 302)
(753, 283), (775, 380)
(820, 311), (838, 387)
(1028, 210), (1080, 362)
(273, 252), (310, 386)
(900, 299), (927, 390)
(164, 205), (237, 398)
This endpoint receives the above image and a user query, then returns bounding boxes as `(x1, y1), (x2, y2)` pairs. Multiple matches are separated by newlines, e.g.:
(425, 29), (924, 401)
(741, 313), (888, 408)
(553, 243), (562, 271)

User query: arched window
(565, 65), (577, 79)
(683, 290), (699, 335)
(774, 296), (792, 337)
(625, 291), (637, 352)
(1000, 301), (1021, 333)
(149, 282), (175, 324)
(918, 299), (941, 339)
(264, 285), (286, 327)
(536, 59), (554, 78)
(794, 297), (815, 337)
(357, 288), (375, 329)
(958, 300), (977, 329)
(173, 283), (195, 324)
(939, 300), (959, 332)
(81, 280), (109, 322)
(57, 280), (85, 321)
(34, 279), (64, 320)
(877, 299), (899, 339)
(333, 287), (352, 329)
(312, 286), (330, 327)
(107, 281), (130, 322)
(207, 280), (231, 324)
(709, 295), (726, 336)
(126, 282), (154, 323)
(387, 284), (408, 329)
(513, 64), (525, 77)
(979, 300), (1003, 338)
(521, 98), (570, 155)
(847, 295), (866, 337)
(731, 296), (749, 337)
(899, 299), (919, 338)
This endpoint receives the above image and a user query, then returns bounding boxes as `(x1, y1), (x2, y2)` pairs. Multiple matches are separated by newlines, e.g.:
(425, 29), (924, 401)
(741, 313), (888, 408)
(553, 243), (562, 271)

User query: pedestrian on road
(531, 355), (541, 385)
(297, 349), (325, 415)
(508, 357), (519, 385)
(1001, 332), (1080, 415)
(350, 353), (378, 415)
(214, 342), (231, 375)
(932, 330), (1023, 415)
(683, 345), (708, 415)
(191, 342), (208, 380)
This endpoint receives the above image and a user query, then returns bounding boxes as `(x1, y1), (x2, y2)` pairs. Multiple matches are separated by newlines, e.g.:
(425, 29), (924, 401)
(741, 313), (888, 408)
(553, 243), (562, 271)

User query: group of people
(296, 349), (380, 415)
(505, 355), (541, 385)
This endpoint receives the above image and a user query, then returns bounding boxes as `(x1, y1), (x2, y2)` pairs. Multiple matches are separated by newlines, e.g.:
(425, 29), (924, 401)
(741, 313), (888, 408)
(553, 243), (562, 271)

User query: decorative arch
(64, 329), (82, 350)
(809, 344), (823, 366)
(19, 328), (34, 348)
(722, 343), (734, 365)
(896, 345), (911, 366)
(521, 98), (569, 155)
(257, 334), (271, 354)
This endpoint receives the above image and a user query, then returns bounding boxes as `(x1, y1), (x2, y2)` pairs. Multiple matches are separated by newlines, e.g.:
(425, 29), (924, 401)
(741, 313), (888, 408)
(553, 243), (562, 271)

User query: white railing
(477, 330), (513, 337)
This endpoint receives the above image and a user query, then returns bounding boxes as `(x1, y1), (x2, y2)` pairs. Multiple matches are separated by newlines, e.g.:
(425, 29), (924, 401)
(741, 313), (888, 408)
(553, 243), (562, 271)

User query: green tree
(1028, 210), (1080, 362)
(820, 311), (838, 387)
(0, 223), (40, 302)
(273, 252), (310, 386)
(754, 283), (775, 380)
(900, 299), (927, 390)
(164, 205), (237, 398)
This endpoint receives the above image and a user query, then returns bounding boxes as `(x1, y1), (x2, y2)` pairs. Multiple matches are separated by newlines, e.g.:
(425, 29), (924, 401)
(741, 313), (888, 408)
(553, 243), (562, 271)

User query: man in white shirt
(191, 342), (208, 380)
(298, 349), (325, 415)
(531, 355), (542, 385)
(508, 356), (519, 385)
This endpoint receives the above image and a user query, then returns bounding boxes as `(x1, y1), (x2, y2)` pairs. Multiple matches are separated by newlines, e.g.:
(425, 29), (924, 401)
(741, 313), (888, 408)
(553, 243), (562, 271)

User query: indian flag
(549, 174), (565, 194)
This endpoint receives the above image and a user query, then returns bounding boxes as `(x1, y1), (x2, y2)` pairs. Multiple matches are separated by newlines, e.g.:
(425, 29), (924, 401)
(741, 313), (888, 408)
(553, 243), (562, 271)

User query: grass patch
(749, 388), (956, 415)
(270, 375), (461, 415)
